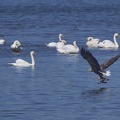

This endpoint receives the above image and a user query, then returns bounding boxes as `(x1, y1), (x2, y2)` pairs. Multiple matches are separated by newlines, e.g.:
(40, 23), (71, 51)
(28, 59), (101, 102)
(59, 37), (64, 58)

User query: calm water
(0, 0), (120, 120)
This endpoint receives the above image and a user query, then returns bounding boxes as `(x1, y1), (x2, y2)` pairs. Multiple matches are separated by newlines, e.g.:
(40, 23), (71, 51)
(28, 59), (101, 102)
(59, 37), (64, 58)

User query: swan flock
(7, 33), (119, 71)
(86, 33), (120, 48)
(46, 34), (80, 54)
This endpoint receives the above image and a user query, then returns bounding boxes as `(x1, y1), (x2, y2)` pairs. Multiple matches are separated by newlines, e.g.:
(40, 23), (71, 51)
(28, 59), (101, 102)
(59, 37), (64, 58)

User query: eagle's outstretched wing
(100, 54), (120, 71)
(80, 47), (101, 74)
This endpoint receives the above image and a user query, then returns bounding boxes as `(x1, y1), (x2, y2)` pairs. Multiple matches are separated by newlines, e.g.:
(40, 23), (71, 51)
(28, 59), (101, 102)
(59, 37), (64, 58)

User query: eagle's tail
(99, 70), (111, 76)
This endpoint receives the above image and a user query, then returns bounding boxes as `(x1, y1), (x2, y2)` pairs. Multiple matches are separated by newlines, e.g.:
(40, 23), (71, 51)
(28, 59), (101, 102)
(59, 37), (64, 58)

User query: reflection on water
(12, 66), (35, 73)
(81, 88), (111, 100)
(57, 53), (80, 63)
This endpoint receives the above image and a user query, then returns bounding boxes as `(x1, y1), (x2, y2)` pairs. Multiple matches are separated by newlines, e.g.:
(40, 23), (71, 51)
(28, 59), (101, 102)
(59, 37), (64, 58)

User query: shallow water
(0, 0), (120, 120)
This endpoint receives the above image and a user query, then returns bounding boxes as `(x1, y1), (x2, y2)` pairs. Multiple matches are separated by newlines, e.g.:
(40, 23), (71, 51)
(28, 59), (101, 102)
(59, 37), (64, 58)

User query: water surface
(0, 0), (120, 120)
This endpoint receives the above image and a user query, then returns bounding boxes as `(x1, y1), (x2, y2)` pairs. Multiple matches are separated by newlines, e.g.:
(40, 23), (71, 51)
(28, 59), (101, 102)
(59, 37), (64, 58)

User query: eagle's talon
(102, 81), (107, 83)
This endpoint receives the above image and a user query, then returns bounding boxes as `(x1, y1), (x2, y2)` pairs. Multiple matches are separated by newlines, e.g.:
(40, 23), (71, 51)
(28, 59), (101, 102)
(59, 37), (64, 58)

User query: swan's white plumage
(46, 34), (64, 47)
(11, 40), (22, 52)
(98, 33), (119, 48)
(86, 37), (100, 47)
(45, 42), (57, 47)
(9, 51), (35, 67)
(57, 41), (79, 54)
(0, 39), (6, 44)
(56, 40), (66, 49)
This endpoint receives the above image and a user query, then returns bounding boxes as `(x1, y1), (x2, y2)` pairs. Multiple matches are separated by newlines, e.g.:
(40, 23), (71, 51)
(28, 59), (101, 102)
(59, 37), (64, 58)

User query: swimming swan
(45, 42), (57, 47)
(9, 51), (35, 67)
(11, 40), (22, 52)
(86, 37), (100, 47)
(46, 34), (64, 47)
(57, 41), (79, 54)
(98, 33), (120, 48)
(0, 39), (6, 44)
(56, 34), (66, 48)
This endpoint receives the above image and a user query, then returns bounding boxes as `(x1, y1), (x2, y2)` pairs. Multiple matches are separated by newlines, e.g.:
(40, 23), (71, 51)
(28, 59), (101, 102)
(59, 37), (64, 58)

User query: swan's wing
(56, 48), (66, 54)
(56, 42), (65, 49)
(97, 42), (104, 47)
(80, 47), (101, 74)
(8, 62), (18, 66)
(63, 43), (79, 53)
(16, 59), (29, 64)
(98, 40), (115, 48)
(46, 42), (57, 47)
(103, 40), (113, 44)
(63, 44), (74, 50)
(11, 43), (15, 49)
(100, 54), (120, 70)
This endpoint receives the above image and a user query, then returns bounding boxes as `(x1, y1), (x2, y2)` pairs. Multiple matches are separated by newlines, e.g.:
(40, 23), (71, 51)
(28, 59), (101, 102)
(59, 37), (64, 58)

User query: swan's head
(87, 37), (93, 42)
(31, 51), (35, 55)
(14, 40), (21, 47)
(86, 37), (100, 47)
(59, 34), (63, 37)
(114, 33), (119, 37)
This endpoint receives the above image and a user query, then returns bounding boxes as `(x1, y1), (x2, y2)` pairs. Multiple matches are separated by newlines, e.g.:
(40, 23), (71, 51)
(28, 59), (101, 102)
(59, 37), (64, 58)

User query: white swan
(11, 40), (22, 52)
(46, 34), (64, 47)
(56, 34), (66, 48)
(98, 33), (120, 48)
(57, 41), (79, 54)
(56, 39), (67, 53)
(86, 37), (100, 47)
(9, 51), (35, 67)
(45, 42), (57, 47)
(0, 39), (6, 44)
(56, 40), (66, 50)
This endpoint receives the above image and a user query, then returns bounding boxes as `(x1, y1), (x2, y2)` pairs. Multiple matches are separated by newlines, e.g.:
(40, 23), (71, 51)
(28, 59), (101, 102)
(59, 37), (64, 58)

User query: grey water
(0, 0), (120, 120)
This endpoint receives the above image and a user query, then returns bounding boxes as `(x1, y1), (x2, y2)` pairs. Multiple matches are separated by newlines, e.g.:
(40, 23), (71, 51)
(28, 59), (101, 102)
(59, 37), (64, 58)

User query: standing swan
(98, 33), (120, 48)
(9, 51), (35, 67)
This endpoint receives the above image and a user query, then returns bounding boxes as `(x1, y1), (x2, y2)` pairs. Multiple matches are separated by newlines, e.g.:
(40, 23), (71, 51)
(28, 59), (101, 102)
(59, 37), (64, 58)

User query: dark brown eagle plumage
(80, 47), (120, 84)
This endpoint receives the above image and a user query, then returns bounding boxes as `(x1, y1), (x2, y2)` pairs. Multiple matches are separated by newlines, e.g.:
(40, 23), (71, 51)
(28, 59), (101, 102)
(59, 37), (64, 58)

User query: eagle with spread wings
(81, 47), (120, 84)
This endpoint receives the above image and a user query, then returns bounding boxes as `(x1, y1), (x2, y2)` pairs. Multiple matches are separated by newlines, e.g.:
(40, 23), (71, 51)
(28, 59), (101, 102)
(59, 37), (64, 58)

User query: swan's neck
(31, 53), (35, 66)
(59, 35), (62, 41)
(114, 35), (119, 47)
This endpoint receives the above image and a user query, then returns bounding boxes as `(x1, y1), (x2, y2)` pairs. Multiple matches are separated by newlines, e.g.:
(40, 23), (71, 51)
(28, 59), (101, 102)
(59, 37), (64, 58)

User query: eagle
(80, 47), (120, 84)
